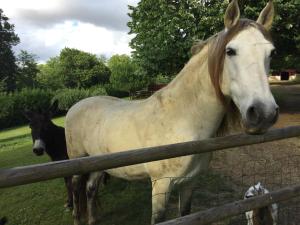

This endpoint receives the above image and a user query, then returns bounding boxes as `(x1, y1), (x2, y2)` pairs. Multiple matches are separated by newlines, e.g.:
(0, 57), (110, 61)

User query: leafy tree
(59, 48), (111, 88)
(108, 54), (150, 94)
(128, 0), (226, 77)
(0, 9), (20, 92)
(128, 0), (300, 76)
(16, 50), (39, 90)
(37, 48), (111, 90)
(36, 57), (64, 90)
(241, 0), (300, 71)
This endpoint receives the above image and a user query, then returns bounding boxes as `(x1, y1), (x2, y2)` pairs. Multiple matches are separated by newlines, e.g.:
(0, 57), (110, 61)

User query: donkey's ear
(49, 100), (59, 115)
(257, 0), (274, 31)
(224, 0), (240, 29)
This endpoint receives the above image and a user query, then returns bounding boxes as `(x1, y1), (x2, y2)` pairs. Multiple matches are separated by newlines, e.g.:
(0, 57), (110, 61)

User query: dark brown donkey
(25, 100), (73, 209)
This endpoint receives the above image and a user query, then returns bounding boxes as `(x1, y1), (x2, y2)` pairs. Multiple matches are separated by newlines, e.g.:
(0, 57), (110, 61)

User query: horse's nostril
(246, 105), (261, 125)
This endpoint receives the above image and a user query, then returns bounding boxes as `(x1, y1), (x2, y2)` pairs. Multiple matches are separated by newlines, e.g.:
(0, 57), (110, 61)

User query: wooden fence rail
(157, 183), (300, 225)
(0, 125), (300, 188)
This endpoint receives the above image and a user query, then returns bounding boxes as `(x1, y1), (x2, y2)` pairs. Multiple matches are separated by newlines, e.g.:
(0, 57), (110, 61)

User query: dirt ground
(207, 84), (300, 224)
(212, 113), (300, 181)
(211, 84), (300, 187)
(271, 84), (300, 113)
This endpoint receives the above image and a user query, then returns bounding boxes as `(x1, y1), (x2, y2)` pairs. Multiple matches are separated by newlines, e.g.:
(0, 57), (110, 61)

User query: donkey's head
(24, 100), (59, 156)
(209, 0), (278, 134)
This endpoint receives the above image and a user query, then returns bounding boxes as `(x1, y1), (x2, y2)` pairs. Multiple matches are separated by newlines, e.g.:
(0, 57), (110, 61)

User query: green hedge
(0, 87), (107, 129)
(105, 84), (129, 98)
(53, 86), (107, 111)
(0, 89), (54, 129)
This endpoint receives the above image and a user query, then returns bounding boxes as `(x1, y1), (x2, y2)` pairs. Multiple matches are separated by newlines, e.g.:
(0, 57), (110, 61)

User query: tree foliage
(37, 48), (111, 90)
(59, 48), (111, 88)
(16, 50), (39, 90)
(240, 0), (300, 71)
(0, 9), (20, 92)
(108, 54), (150, 94)
(128, 0), (300, 76)
(37, 57), (64, 90)
(128, 0), (226, 77)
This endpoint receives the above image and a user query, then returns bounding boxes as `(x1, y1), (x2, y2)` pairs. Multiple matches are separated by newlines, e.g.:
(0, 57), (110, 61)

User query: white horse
(244, 182), (278, 225)
(65, 0), (278, 224)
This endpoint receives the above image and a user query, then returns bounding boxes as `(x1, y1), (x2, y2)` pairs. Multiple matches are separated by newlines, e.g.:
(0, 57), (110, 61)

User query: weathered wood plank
(157, 183), (300, 225)
(0, 126), (299, 188)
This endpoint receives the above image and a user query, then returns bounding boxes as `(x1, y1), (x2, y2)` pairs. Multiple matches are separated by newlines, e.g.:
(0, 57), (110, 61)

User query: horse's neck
(156, 47), (225, 135)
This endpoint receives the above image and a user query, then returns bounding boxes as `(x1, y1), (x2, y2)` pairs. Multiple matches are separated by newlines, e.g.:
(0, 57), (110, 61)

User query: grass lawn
(0, 117), (238, 225)
(0, 117), (74, 225)
(0, 117), (152, 225)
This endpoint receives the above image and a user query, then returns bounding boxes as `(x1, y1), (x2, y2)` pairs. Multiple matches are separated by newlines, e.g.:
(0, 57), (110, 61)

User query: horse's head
(209, 0), (278, 134)
(24, 100), (58, 156)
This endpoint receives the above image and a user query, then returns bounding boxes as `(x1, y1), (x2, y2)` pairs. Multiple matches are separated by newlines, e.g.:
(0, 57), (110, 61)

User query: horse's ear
(257, 0), (274, 31)
(49, 100), (59, 115)
(224, 0), (240, 29)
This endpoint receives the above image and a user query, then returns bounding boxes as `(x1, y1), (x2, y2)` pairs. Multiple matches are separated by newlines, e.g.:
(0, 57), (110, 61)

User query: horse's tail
(0, 217), (7, 225)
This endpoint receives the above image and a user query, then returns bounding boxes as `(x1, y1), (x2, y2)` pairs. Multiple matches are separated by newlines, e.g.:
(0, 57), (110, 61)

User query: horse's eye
(226, 48), (236, 56)
(270, 49), (276, 58)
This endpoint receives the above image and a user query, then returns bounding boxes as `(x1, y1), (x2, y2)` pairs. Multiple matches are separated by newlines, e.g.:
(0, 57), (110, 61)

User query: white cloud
(0, 0), (139, 62)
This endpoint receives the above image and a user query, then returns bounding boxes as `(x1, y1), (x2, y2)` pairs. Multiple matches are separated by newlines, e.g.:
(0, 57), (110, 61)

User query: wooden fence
(1, 125), (300, 224)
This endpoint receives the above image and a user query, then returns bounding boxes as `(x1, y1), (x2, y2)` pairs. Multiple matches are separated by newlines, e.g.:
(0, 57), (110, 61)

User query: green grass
(0, 118), (238, 225)
(0, 116), (152, 225)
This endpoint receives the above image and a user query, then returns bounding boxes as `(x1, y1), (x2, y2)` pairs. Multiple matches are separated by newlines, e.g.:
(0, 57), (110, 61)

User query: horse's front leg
(86, 171), (105, 225)
(64, 176), (73, 210)
(151, 177), (173, 224)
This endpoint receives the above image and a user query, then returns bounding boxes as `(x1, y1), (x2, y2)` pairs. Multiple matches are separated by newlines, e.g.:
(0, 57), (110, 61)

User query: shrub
(0, 93), (15, 128)
(0, 87), (108, 129)
(104, 84), (129, 98)
(89, 85), (107, 96)
(0, 89), (54, 129)
(52, 87), (108, 112)
(154, 74), (173, 84)
(53, 89), (89, 111)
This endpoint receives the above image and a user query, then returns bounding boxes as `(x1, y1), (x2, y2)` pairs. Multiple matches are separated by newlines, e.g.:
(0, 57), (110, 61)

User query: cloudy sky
(0, 0), (139, 62)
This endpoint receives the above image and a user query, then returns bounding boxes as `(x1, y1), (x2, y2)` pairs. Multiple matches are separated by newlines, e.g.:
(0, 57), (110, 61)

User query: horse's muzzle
(244, 101), (279, 134)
